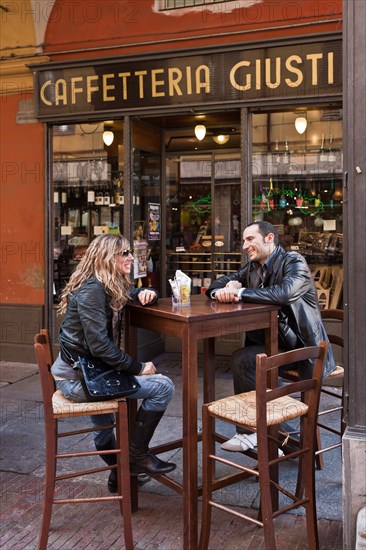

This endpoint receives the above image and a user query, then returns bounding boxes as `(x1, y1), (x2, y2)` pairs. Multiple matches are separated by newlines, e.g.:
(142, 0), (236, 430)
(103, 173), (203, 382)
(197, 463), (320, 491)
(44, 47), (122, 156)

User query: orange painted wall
(0, 94), (45, 305)
(44, 0), (342, 61)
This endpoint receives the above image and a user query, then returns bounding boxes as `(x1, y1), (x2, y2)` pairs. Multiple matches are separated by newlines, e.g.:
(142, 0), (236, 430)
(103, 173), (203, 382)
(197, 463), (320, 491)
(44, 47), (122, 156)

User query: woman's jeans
(55, 374), (174, 448)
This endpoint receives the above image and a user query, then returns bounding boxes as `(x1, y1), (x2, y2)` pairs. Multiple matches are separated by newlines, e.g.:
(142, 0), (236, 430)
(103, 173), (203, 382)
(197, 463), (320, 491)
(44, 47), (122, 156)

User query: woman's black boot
(95, 441), (119, 493)
(129, 409), (176, 476)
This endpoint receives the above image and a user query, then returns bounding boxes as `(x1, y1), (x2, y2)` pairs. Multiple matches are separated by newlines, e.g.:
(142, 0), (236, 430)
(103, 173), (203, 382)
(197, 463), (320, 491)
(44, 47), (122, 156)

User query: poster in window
(133, 240), (147, 279)
(148, 203), (161, 241)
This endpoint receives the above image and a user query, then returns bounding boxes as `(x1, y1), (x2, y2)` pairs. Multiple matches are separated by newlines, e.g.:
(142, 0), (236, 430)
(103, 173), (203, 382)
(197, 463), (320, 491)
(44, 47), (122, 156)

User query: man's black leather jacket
(59, 276), (157, 375)
(206, 246), (336, 378)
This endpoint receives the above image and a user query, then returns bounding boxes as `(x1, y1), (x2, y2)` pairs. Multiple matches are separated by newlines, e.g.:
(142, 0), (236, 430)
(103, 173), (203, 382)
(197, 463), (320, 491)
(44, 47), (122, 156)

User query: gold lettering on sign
(328, 52), (334, 84)
(118, 72), (131, 100)
(265, 57), (280, 89)
(230, 61), (251, 91)
(135, 71), (147, 99)
(186, 66), (192, 95)
(152, 69), (165, 97)
(55, 79), (67, 105)
(285, 55), (303, 87)
(40, 80), (52, 106)
(306, 53), (323, 85)
(196, 65), (210, 93)
(103, 74), (115, 101)
(86, 75), (99, 102)
(255, 59), (261, 90)
(36, 46), (339, 111)
(71, 77), (83, 104)
(168, 68), (183, 96)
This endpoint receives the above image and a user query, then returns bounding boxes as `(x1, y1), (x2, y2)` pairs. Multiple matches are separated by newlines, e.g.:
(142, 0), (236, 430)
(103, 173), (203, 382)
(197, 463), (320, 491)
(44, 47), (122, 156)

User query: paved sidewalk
(0, 355), (343, 549)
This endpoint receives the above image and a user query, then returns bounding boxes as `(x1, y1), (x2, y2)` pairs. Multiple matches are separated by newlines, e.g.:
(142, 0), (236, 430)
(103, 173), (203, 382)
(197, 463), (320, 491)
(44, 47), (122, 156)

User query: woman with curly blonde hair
(52, 234), (176, 492)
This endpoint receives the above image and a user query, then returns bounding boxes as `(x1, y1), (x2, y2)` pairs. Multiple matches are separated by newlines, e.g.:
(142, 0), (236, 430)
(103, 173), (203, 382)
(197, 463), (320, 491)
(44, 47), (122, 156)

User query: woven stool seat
(208, 390), (308, 427)
(285, 363), (343, 380)
(52, 390), (122, 418)
(323, 364), (344, 386)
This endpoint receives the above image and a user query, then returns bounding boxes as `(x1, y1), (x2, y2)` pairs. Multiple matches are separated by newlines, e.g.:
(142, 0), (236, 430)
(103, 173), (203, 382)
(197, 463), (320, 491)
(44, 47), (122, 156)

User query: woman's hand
(138, 289), (157, 305)
(140, 361), (156, 375)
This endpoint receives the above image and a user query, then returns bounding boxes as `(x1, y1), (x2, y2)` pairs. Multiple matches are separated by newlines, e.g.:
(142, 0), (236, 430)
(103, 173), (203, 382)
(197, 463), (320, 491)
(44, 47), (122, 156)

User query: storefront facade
(31, 37), (343, 350)
(1, 0), (365, 547)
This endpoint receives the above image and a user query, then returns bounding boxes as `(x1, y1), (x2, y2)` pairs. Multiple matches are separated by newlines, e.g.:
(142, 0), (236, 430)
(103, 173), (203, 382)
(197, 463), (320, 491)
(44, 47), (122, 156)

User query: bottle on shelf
(95, 187), (104, 206)
(133, 188), (140, 206)
(103, 188), (111, 206)
(87, 188), (95, 206)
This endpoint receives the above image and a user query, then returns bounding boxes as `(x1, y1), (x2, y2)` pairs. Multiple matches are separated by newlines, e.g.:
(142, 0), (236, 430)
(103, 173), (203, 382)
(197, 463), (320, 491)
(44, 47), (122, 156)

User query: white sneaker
(221, 432), (285, 457)
(221, 432), (257, 452)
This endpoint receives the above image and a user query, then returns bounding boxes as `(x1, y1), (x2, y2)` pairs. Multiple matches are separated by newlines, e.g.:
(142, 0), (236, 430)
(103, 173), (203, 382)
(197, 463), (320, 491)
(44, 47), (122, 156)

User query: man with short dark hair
(206, 221), (336, 452)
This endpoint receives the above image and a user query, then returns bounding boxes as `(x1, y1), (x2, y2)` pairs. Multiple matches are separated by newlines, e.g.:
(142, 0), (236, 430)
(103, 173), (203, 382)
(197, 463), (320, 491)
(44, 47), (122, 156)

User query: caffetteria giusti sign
(33, 39), (341, 118)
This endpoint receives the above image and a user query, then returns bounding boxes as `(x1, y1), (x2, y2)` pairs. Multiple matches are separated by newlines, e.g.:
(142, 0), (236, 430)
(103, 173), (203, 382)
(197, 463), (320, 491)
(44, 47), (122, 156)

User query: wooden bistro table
(125, 294), (279, 550)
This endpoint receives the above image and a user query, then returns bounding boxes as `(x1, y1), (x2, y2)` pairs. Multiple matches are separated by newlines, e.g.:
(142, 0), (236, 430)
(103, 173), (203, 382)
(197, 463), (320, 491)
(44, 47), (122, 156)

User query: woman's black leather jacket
(206, 246), (336, 378)
(59, 276), (156, 375)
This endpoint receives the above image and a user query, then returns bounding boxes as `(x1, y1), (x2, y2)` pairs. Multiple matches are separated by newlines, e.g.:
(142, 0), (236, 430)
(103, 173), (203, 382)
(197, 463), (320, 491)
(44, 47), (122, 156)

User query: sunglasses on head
(118, 248), (134, 257)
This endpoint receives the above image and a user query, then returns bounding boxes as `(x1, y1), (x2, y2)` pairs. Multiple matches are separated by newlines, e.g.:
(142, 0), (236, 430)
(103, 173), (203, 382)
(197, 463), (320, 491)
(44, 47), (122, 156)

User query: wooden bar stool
(281, 310), (344, 470)
(199, 343), (328, 550)
(34, 330), (134, 550)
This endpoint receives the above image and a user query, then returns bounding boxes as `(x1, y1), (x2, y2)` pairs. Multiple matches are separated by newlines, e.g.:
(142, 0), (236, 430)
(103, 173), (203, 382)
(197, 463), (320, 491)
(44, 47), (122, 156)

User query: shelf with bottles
(252, 176), (343, 217)
(53, 178), (127, 209)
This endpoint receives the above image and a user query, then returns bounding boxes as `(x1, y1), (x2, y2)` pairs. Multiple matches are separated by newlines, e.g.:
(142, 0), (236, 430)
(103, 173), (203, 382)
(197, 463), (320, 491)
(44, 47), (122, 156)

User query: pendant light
(194, 124), (206, 141)
(103, 125), (114, 146)
(213, 133), (230, 145)
(294, 116), (307, 135)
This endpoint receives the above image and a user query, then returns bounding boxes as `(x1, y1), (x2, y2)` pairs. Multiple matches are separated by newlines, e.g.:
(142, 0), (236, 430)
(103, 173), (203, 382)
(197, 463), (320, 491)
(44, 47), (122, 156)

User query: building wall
(43, 0), (343, 59)
(0, 1), (49, 360)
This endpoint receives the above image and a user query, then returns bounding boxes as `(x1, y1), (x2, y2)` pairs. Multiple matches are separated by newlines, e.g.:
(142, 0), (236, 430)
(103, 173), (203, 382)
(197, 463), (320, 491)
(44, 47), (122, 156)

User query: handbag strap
(59, 341), (79, 366)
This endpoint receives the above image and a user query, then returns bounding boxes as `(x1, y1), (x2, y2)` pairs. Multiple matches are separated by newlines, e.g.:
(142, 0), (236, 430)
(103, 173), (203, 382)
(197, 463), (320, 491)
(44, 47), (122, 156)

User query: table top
(127, 294), (279, 323)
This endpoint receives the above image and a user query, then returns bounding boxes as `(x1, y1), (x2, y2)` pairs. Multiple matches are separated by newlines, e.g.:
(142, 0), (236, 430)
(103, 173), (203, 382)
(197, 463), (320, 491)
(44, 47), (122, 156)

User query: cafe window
(52, 122), (120, 302)
(165, 152), (241, 294)
(252, 107), (343, 309)
(51, 121), (162, 303)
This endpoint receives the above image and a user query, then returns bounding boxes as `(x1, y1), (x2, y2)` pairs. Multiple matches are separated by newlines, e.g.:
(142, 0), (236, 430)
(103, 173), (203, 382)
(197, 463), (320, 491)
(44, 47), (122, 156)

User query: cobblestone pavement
(0, 355), (343, 549)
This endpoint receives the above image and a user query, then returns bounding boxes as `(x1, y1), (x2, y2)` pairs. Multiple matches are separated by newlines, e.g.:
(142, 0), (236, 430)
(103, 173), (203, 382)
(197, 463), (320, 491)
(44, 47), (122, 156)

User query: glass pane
(52, 122), (123, 302)
(252, 108), (343, 308)
(166, 154), (212, 294)
(166, 152), (242, 295)
(132, 149), (161, 292)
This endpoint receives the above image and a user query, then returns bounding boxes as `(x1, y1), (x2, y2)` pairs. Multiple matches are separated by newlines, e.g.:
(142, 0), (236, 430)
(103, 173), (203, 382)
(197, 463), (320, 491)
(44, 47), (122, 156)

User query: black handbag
(77, 356), (141, 401)
(59, 342), (140, 402)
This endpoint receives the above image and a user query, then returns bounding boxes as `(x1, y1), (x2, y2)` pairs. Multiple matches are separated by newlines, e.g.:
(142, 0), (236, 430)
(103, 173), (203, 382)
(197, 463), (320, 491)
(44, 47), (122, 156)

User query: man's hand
(214, 284), (241, 303)
(226, 281), (242, 291)
(138, 289), (157, 305)
(140, 361), (156, 375)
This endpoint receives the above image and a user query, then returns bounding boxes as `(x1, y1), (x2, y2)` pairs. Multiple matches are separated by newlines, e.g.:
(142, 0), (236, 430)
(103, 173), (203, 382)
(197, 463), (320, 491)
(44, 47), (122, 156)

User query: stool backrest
(321, 309), (344, 349)
(34, 330), (56, 417)
(255, 343), (328, 428)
